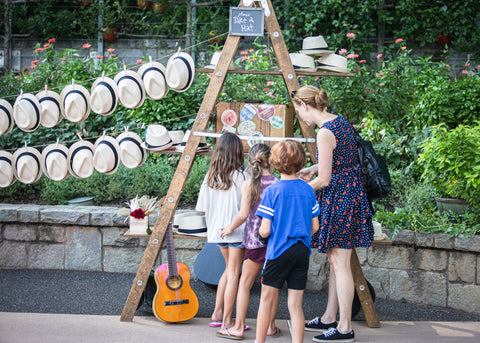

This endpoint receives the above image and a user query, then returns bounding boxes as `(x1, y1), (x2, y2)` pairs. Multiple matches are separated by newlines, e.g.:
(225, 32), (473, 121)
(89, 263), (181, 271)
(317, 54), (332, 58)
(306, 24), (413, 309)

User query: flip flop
(244, 325), (250, 331)
(209, 320), (222, 327)
(267, 327), (281, 338)
(216, 328), (244, 340)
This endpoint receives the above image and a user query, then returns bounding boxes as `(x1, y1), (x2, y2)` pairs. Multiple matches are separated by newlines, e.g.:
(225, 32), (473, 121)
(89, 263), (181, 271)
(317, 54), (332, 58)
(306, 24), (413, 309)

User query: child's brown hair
(269, 140), (306, 175)
(247, 143), (271, 202)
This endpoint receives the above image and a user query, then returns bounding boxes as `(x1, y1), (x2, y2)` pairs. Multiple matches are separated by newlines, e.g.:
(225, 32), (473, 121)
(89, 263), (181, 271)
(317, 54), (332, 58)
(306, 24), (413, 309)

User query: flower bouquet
(120, 195), (160, 234)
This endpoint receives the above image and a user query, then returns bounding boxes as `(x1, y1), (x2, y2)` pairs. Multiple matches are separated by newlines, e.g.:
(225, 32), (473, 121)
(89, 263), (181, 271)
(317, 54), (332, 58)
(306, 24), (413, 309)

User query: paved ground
(1, 269), (479, 342)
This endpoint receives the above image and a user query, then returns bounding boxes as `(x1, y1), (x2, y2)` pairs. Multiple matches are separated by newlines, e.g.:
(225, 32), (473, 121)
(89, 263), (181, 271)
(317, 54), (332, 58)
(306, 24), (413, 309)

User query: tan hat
(114, 69), (146, 109)
(289, 53), (316, 72)
(0, 150), (16, 187)
(60, 82), (91, 123)
(93, 134), (121, 174)
(166, 51), (195, 92)
(172, 210), (198, 230)
(0, 99), (14, 135)
(41, 143), (70, 181)
(137, 61), (169, 100)
(177, 212), (207, 237)
(13, 93), (41, 132)
(299, 35), (334, 56)
(169, 130), (185, 146)
(141, 124), (173, 151)
(68, 139), (95, 178)
(13, 146), (43, 184)
(36, 89), (63, 128)
(116, 130), (147, 169)
(90, 76), (119, 116)
(317, 54), (349, 73)
(205, 51), (236, 71)
(175, 129), (210, 153)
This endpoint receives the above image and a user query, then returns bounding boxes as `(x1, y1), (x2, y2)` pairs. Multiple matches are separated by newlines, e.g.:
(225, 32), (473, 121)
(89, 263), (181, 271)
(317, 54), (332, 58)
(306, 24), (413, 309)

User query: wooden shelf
(196, 68), (354, 77)
(123, 229), (206, 240)
(151, 148), (212, 155)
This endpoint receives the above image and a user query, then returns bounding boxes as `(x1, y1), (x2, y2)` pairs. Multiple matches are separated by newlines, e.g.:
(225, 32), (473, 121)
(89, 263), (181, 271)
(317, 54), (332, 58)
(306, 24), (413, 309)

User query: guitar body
(194, 242), (225, 288)
(152, 261), (199, 322)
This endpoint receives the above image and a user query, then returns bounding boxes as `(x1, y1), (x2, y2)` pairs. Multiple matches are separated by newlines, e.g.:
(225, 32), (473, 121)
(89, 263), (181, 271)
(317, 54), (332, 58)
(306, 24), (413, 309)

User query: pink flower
(62, 57), (66, 62)
(354, 54), (359, 58)
(395, 38), (403, 43)
(266, 81), (275, 86)
(359, 60), (367, 63)
(35, 47), (43, 53)
(48, 38), (56, 43)
(338, 48), (348, 55)
(109, 54), (116, 58)
(31, 60), (39, 65)
(377, 72), (384, 77)
(43, 43), (51, 49)
(346, 32), (355, 38)
(240, 50), (248, 55)
(478, 65), (480, 69)
(262, 87), (270, 92)
(377, 54), (383, 59)
(463, 62), (470, 67)
(346, 54), (355, 59)
(249, 48), (254, 53)
(136, 59), (143, 64)
(107, 48), (115, 52)
(241, 56), (248, 62)
(95, 55), (103, 59)
(462, 70), (468, 75)
(82, 43), (92, 49)
(30, 64), (37, 69)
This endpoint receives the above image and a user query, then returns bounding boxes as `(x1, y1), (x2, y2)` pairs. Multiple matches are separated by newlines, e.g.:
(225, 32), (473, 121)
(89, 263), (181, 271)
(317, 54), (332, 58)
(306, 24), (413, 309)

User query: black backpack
(353, 130), (391, 201)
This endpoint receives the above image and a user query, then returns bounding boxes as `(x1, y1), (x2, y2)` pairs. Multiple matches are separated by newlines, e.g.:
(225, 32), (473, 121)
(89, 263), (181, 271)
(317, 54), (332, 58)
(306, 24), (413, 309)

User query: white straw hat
(177, 213), (207, 237)
(0, 99), (14, 135)
(172, 210), (198, 230)
(137, 60), (169, 100)
(90, 75), (119, 116)
(114, 69), (146, 109)
(41, 142), (70, 181)
(0, 150), (16, 187)
(205, 51), (236, 71)
(317, 54), (350, 73)
(175, 129), (209, 153)
(299, 35), (334, 56)
(13, 93), (41, 132)
(68, 139), (95, 179)
(93, 134), (121, 175)
(166, 51), (195, 92)
(60, 82), (91, 123)
(169, 130), (185, 146)
(36, 89), (63, 128)
(141, 124), (173, 151)
(13, 146), (43, 184)
(289, 53), (316, 72)
(116, 130), (147, 169)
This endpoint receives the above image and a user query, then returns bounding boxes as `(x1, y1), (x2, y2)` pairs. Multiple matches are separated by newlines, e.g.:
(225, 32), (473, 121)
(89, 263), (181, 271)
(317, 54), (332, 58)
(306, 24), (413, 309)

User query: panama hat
(166, 51), (195, 92)
(90, 75), (119, 116)
(0, 150), (16, 187)
(317, 54), (350, 73)
(13, 146), (43, 184)
(36, 89), (63, 128)
(177, 212), (207, 237)
(116, 130), (147, 169)
(60, 81), (91, 123)
(0, 99), (14, 135)
(169, 130), (185, 146)
(137, 60), (169, 100)
(93, 134), (121, 175)
(175, 129), (210, 153)
(172, 210), (198, 230)
(289, 53), (316, 72)
(205, 51), (236, 71)
(114, 69), (146, 109)
(141, 124), (173, 151)
(41, 142), (70, 181)
(299, 35), (333, 56)
(68, 139), (95, 179)
(13, 92), (41, 132)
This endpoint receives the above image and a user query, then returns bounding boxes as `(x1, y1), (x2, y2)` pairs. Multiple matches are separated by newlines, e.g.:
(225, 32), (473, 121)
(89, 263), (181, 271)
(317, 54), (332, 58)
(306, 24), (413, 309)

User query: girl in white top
(196, 132), (247, 333)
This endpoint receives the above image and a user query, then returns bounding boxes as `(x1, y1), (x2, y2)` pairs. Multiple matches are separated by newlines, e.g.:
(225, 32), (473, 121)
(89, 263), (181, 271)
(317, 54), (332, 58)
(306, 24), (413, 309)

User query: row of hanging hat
(0, 50), (195, 135)
(288, 35), (350, 73)
(0, 124), (197, 188)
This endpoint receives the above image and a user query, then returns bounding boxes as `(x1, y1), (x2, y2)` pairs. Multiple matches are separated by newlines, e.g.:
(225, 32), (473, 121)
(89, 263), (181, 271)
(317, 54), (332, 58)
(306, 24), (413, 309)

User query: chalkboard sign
(229, 7), (264, 37)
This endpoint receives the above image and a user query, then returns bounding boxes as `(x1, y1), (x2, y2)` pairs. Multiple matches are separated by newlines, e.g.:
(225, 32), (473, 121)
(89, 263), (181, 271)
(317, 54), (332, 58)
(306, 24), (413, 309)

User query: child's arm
(220, 179), (251, 238)
(311, 216), (319, 235)
(258, 217), (271, 239)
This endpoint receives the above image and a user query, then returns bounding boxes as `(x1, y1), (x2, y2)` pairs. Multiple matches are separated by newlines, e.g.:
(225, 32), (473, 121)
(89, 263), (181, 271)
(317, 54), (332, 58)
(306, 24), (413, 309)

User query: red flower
(48, 38), (56, 43)
(130, 208), (145, 219)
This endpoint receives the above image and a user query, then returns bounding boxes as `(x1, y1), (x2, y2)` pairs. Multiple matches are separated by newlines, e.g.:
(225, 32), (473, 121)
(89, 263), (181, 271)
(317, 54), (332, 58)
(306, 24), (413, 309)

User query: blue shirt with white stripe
(256, 178), (320, 260)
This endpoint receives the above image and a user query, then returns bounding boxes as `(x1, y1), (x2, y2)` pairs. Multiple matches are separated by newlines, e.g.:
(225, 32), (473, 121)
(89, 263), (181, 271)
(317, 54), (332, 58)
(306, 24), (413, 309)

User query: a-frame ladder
(120, 0), (379, 328)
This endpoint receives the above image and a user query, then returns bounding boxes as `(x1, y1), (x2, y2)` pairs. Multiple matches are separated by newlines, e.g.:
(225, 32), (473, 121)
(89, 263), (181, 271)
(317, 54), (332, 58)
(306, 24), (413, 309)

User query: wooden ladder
(120, 0), (379, 328)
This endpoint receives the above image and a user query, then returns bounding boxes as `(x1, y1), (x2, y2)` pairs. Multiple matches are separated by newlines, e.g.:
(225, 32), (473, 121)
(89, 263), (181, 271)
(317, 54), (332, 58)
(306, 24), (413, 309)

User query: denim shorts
(217, 242), (245, 249)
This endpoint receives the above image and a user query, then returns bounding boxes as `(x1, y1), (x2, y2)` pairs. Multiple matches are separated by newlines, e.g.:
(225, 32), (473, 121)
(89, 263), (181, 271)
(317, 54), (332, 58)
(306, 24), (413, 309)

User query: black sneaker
(312, 328), (355, 342)
(305, 317), (338, 332)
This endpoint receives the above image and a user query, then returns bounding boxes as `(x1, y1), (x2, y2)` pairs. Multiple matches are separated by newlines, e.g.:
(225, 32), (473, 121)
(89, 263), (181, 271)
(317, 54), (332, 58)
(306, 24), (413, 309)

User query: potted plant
(101, 27), (118, 42)
(418, 123), (480, 214)
(152, 0), (167, 14)
(137, 1), (152, 9)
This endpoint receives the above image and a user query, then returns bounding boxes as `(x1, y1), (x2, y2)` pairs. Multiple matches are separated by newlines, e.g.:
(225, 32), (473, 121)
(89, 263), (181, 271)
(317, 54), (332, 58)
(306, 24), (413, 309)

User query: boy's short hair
(269, 140), (306, 175)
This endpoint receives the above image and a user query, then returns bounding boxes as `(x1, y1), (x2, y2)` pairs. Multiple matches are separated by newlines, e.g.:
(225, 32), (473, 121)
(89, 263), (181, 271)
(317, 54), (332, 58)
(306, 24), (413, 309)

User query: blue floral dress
(311, 116), (374, 253)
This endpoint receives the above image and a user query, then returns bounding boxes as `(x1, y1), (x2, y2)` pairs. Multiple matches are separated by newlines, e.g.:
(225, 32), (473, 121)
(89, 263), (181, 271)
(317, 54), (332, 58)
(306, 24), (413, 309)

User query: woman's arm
(308, 128), (335, 191)
(220, 179), (251, 238)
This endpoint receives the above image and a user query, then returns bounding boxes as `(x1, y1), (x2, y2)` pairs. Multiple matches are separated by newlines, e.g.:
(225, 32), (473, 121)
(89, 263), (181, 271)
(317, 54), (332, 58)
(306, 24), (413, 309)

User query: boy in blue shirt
(255, 140), (320, 343)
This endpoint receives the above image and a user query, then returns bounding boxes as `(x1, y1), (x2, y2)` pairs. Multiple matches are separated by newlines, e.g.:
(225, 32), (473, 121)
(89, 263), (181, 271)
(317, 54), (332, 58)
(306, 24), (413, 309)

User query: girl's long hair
(207, 133), (244, 190)
(248, 143), (271, 202)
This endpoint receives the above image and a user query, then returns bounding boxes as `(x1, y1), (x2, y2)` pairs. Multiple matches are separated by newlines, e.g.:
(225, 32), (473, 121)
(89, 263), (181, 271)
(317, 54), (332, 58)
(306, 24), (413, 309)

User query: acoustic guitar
(152, 223), (199, 322)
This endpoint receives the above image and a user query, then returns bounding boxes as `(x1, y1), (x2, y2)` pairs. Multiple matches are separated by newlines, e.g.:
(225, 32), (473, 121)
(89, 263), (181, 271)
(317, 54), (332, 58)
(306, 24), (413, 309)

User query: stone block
(390, 269), (446, 307)
(455, 234), (480, 253)
(478, 255), (480, 284)
(448, 283), (480, 315)
(113, 213), (128, 227)
(38, 225), (65, 243)
(0, 242), (27, 268)
(415, 231), (434, 247)
(0, 205), (18, 222)
(368, 245), (415, 270)
(392, 229), (415, 245)
(415, 248), (448, 272)
(355, 247), (368, 264)
(17, 205), (40, 223)
(40, 207), (90, 226)
(28, 244), (65, 269)
(103, 247), (146, 273)
(306, 252), (329, 291)
(90, 209), (113, 227)
(434, 233), (455, 250)
(173, 237), (205, 250)
(177, 249), (199, 272)
(448, 251), (476, 283)
(103, 227), (137, 247)
(65, 227), (102, 271)
(362, 266), (389, 299)
(4, 224), (36, 241)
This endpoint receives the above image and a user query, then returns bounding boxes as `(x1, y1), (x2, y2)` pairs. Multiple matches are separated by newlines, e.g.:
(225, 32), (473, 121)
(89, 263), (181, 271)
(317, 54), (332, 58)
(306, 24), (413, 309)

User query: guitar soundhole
(166, 275), (183, 291)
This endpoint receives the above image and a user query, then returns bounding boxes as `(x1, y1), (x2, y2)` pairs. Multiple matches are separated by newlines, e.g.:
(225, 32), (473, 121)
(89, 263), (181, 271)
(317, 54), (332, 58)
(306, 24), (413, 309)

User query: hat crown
(317, 54), (349, 72)
(289, 53), (316, 71)
(0, 99), (14, 135)
(115, 70), (145, 109)
(94, 136), (120, 174)
(14, 148), (42, 184)
(14, 94), (41, 131)
(0, 151), (14, 187)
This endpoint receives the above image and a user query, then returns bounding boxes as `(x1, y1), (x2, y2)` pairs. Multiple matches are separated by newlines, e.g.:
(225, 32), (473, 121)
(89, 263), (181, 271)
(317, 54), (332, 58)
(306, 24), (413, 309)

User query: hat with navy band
(114, 69), (145, 109)
(13, 93), (42, 132)
(116, 130), (147, 169)
(141, 124), (173, 151)
(317, 53), (350, 73)
(0, 99), (14, 135)
(93, 134), (121, 175)
(60, 82), (91, 123)
(166, 52), (195, 92)
(0, 150), (16, 187)
(289, 53), (316, 72)
(299, 35), (334, 56)
(68, 139), (95, 179)
(138, 61), (169, 100)
(13, 146), (43, 184)
(36, 89), (63, 128)
(90, 76), (119, 116)
(41, 143), (70, 181)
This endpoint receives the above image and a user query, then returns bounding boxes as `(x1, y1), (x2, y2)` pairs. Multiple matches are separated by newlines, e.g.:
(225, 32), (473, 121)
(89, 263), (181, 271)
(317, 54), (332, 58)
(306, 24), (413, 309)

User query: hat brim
(13, 147), (42, 184)
(316, 66), (350, 73)
(299, 49), (334, 56)
(117, 131), (147, 168)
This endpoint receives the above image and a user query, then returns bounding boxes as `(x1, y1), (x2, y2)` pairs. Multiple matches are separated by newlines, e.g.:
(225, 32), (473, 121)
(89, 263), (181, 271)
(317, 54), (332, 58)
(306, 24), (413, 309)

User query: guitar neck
(166, 224), (178, 277)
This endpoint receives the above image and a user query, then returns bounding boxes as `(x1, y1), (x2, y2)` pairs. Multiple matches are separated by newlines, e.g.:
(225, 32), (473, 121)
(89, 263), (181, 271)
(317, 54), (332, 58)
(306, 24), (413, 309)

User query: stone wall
(0, 203), (479, 315)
